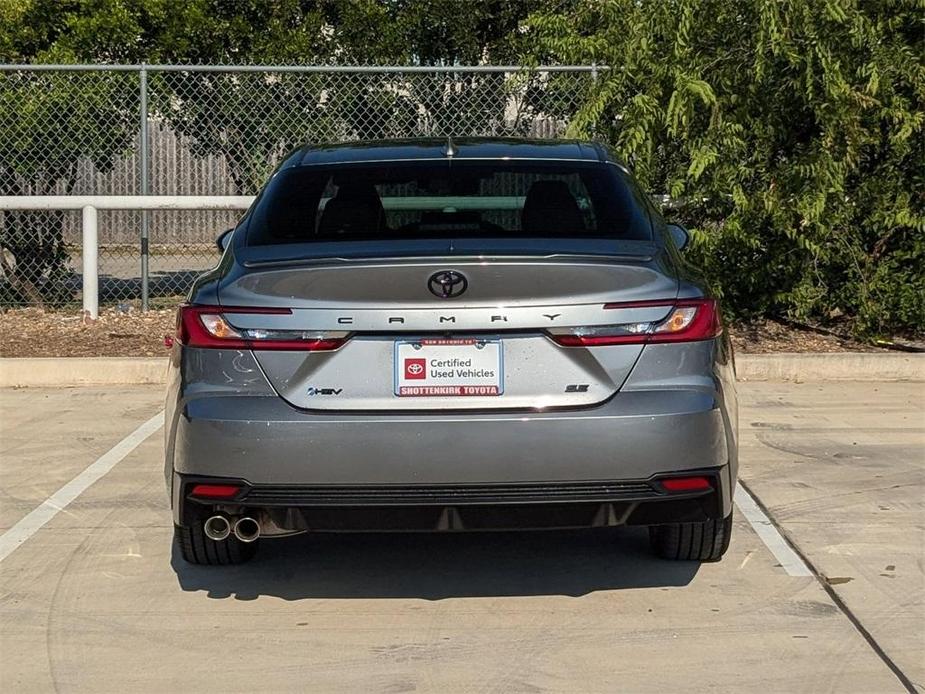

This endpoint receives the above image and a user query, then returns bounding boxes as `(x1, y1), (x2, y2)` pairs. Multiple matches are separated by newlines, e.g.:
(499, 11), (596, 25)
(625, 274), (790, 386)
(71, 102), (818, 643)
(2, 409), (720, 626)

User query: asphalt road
(0, 382), (922, 693)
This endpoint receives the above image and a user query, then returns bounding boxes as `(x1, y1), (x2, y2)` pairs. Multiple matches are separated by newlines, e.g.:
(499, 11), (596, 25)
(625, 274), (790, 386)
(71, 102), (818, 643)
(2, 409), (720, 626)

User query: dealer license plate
(394, 338), (503, 397)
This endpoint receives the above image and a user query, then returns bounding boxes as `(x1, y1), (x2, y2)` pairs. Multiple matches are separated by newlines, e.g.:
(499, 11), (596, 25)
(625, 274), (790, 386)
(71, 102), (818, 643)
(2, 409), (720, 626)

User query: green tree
(0, 0), (572, 228)
(525, 0), (924, 337)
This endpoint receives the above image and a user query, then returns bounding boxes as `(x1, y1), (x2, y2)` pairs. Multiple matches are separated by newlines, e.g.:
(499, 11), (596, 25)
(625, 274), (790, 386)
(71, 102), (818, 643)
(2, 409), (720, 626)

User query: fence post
(139, 64), (150, 310)
(82, 205), (99, 320)
(590, 63), (599, 138)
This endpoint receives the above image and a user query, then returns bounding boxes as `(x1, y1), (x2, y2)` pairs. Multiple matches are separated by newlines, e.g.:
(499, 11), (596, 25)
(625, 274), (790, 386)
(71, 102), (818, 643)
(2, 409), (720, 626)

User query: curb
(735, 353), (924, 382)
(0, 357), (168, 387)
(0, 353), (922, 388)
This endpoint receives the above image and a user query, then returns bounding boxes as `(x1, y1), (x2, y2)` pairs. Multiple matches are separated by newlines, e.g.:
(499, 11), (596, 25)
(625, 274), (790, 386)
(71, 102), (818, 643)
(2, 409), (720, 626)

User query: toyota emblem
(427, 270), (468, 299)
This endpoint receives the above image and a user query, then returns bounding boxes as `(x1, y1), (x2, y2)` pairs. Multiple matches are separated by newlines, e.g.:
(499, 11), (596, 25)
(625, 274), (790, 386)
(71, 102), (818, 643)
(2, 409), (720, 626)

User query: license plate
(394, 338), (503, 397)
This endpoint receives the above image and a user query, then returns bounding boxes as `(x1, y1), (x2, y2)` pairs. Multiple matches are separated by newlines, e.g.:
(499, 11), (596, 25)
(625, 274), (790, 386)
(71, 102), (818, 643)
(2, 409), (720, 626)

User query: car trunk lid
(217, 254), (678, 411)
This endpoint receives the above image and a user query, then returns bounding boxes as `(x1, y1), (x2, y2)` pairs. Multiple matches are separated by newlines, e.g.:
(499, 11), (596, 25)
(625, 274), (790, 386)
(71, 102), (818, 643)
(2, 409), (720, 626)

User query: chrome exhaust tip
(233, 517), (261, 543)
(203, 515), (231, 541)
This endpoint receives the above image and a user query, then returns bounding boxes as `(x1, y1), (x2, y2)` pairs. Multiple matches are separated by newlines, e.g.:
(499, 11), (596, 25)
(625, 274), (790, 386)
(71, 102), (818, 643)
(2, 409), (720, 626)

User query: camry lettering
(307, 311), (570, 327)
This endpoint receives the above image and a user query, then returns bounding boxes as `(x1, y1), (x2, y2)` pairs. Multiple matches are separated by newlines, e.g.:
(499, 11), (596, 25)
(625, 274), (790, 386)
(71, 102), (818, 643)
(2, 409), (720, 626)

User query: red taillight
(549, 298), (722, 347)
(647, 299), (722, 344)
(660, 476), (712, 492)
(190, 483), (242, 499)
(177, 305), (349, 351)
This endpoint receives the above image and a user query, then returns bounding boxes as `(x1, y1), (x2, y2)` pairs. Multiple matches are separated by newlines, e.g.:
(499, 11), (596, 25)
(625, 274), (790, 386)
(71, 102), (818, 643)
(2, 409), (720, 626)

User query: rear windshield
(245, 161), (652, 246)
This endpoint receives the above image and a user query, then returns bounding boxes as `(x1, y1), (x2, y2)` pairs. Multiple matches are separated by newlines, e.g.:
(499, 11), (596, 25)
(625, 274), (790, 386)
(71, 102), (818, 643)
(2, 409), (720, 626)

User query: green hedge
(526, 0), (924, 337)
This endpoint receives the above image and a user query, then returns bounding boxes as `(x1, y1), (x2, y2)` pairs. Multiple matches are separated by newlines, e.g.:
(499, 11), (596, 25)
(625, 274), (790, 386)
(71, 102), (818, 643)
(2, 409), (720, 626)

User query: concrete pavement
(738, 382), (924, 690)
(0, 382), (922, 692)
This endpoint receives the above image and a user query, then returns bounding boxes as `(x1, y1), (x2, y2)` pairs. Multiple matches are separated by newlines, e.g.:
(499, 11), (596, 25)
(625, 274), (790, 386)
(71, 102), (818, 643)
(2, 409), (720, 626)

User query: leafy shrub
(526, 0), (924, 337)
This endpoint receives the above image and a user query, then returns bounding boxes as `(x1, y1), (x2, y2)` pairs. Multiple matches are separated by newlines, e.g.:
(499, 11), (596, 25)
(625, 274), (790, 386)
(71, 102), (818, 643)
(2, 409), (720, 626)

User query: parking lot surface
(1, 381), (922, 693)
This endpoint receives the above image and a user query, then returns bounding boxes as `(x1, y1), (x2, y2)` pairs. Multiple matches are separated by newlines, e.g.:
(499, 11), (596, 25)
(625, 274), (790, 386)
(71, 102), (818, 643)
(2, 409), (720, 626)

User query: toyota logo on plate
(427, 270), (468, 299)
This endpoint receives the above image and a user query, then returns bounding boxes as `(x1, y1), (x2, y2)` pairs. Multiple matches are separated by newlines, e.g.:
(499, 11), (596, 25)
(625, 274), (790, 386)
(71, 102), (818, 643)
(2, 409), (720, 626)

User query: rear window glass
(245, 161), (652, 246)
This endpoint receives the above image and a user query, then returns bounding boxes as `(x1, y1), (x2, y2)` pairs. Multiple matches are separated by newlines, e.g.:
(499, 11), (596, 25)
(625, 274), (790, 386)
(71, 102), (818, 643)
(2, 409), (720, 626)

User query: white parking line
(0, 411), (164, 564)
(734, 484), (813, 577)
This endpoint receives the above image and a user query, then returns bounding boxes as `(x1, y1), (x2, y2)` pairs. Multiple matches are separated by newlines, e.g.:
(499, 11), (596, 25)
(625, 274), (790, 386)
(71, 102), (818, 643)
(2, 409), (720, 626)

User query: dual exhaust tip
(204, 515), (260, 543)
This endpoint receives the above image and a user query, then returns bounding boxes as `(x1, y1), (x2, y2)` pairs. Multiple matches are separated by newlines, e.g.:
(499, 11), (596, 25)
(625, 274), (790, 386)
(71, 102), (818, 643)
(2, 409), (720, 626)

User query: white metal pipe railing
(0, 196), (255, 319)
(0, 190), (615, 318)
(0, 196), (254, 210)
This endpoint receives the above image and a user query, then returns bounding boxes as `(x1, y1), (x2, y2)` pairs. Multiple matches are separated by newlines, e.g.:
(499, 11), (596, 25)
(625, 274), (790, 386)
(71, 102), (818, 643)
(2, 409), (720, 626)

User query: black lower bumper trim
(278, 497), (717, 531)
(242, 480), (657, 507)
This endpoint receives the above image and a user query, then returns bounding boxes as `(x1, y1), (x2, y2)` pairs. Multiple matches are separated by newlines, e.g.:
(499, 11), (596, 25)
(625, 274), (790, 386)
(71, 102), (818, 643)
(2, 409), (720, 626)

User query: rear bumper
(168, 388), (735, 526)
(175, 469), (727, 531)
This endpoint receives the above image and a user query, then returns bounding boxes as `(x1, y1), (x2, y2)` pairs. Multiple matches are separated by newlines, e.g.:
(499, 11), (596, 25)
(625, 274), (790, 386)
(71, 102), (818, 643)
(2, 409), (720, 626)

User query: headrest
(318, 182), (385, 236)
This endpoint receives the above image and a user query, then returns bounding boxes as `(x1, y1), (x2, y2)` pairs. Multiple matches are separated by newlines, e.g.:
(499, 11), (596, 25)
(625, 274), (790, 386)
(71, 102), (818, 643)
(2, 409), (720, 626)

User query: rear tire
(648, 513), (732, 562)
(174, 522), (257, 565)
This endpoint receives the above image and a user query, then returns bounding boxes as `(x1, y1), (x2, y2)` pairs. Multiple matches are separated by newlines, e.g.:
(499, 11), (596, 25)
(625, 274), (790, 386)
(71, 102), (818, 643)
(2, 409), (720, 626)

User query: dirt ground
(0, 306), (895, 358)
(0, 307), (176, 357)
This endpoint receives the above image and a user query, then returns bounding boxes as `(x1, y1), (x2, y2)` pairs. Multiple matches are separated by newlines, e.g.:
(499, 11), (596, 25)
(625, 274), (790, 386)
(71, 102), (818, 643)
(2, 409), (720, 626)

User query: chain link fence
(0, 64), (599, 309)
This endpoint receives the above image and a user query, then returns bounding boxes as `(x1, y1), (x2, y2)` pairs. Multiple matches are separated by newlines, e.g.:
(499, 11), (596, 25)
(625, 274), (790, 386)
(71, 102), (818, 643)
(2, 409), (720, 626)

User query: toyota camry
(165, 138), (738, 565)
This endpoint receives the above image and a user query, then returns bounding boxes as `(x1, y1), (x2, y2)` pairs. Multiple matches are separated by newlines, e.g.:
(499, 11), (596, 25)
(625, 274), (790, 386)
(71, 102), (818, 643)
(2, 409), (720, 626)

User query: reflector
(190, 484), (242, 499)
(660, 476), (712, 492)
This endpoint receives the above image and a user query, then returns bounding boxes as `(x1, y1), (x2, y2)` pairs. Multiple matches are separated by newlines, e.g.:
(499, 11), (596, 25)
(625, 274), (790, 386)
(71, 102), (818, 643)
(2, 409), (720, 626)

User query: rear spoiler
(238, 239), (659, 269)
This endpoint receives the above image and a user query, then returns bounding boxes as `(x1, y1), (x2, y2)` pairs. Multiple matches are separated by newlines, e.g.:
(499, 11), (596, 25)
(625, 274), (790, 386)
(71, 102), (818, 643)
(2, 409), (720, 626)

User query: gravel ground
(0, 307), (175, 357)
(0, 307), (889, 358)
(729, 319), (885, 353)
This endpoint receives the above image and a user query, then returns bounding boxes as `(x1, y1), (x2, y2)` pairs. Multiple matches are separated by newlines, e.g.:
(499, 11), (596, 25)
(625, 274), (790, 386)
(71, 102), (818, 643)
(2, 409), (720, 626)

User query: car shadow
(170, 528), (701, 601)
